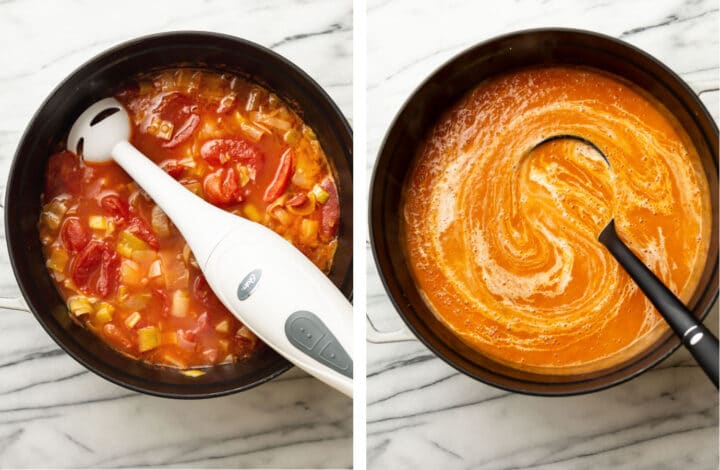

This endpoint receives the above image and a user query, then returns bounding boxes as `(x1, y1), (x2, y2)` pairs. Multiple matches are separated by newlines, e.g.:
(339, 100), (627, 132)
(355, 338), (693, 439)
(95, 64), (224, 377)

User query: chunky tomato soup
(403, 67), (711, 373)
(39, 69), (340, 373)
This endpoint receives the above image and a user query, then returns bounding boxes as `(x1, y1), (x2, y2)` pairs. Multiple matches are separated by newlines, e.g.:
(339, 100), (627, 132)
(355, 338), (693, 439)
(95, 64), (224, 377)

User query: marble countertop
(0, 0), (352, 468)
(366, 0), (719, 469)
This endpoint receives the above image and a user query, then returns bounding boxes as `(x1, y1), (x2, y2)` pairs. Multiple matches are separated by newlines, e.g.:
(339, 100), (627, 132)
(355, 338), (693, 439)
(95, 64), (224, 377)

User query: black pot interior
(370, 29), (718, 395)
(7, 32), (353, 398)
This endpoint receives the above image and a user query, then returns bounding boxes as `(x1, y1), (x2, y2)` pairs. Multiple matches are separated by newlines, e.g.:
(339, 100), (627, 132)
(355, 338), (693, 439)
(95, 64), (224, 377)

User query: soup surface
(403, 66), (711, 373)
(39, 69), (340, 373)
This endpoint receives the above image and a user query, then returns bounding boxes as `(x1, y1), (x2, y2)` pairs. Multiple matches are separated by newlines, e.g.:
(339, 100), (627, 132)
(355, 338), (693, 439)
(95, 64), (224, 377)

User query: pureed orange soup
(402, 66), (711, 374)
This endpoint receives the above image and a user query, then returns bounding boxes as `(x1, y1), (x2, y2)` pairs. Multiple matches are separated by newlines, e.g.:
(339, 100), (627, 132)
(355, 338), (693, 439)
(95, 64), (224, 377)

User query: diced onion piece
(251, 112), (291, 131)
(300, 219), (319, 243)
(124, 311), (141, 329)
(68, 296), (93, 316)
(243, 204), (263, 223)
(120, 259), (143, 286)
(269, 206), (292, 225)
(215, 319), (230, 334)
(218, 339), (229, 351)
(95, 302), (114, 324)
(283, 129), (300, 146)
(291, 169), (314, 190)
(151, 205), (171, 238)
(182, 244), (191, 265)
(236, 326), (257, 341)
(163, 352), (187, 369)
(148, 259), (162, 278)
(171, 289), (190, 317)
(246, 88), (262, 112)
(122, 292), (151, 310)
(181, 369), (206, 378)
(106, 219), (116, 236)
(41, 200), (68, 230)
(46, 249), (69, 272)
(159, 250), (189, 290)
(311, 184), (330, 204)
(239, 121), (266, 142)
(148, 116), (174, 141)
(117, 230), (149, 258)
(137, 326), (160, 352)
(88, 215), (107, 230)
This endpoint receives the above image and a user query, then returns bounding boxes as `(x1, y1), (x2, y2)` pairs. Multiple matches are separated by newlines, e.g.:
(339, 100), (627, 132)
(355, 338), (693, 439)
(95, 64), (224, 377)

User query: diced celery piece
(117, 230), (148, 258)
(137, 326), (160, 352)
(67, 296), (93, 316)
(171, 290), (189, 317)
(121, 292), (151, 310)
(124, 311), (141, 329)
(88, 215), (107, 230)
(310, 184), (330, 204)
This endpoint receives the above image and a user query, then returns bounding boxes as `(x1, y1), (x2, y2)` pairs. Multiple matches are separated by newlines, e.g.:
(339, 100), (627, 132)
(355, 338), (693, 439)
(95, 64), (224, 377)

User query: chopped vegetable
(47, 249), (69, 272)
(131, 250), (157, 265)
(181, 369), (206, 378)
(117, 230), (149, 258)
(41, 200), (68, 229)
(120, 259), (143, 286)
(311, 184), (330, 204)
(88, 216), (107, 230)
(300, 219), (319, 243)
(151, 205), (171, 237)
(171, 289), (190, 317)
(138, 326), (160, 352)
(243, 204), (263, 223)
(215, 319), (230, 334)
(125, 311), (141, 329)
(283, 129), (300, 145)
(264, 149), (293, 202)
(95, 302), (114, 324)
(68, 296), (93, 316)
(148, 259), (162, 278)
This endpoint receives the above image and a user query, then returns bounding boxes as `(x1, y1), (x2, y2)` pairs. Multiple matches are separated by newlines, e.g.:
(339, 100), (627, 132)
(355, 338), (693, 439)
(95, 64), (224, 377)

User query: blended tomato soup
(403, 66), (711, 373)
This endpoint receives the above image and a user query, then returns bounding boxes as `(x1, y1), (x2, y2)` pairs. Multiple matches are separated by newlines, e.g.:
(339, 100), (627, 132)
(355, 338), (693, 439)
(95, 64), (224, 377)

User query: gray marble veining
(0, 0), (352, 468)
(367, 0), (719, 469)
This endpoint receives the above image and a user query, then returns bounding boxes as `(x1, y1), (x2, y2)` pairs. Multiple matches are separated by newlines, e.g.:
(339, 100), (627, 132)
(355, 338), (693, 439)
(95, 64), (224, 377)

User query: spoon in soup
(67, 98), (353, 397)
(530, 135), (718, 388)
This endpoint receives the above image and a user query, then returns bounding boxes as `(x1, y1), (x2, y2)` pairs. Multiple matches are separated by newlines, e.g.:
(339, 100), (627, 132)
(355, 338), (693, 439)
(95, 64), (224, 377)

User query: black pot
(6, 32), (353, 398)
(369, 28), (718, 396)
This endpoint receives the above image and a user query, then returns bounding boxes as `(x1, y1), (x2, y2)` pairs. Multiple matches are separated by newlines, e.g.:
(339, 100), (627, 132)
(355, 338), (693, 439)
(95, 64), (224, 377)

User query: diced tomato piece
(100, 194), (129, 223)
(152, 288), (170, 316)
(60, 217), (90, 252)
(192, 275), (212, 305)
(160, 160), (185, 179)
(194, 312), (209, 332)
(178, 329), (197, 350)
(163, 114), (200, 148)
(202, 168), (241, 206)
(320, 177), (339, 240)
(286, 193), (308, 207)
(96, 249), (120, 297)
(200, 138), (264, 173)
(263, 149), (293, 203)
(71, 241), (105, 289)
(103, 324), (133, 351)
(127, 216), (159, 250)
(45, 151), (82, 199)
(148, 93), (200, 148)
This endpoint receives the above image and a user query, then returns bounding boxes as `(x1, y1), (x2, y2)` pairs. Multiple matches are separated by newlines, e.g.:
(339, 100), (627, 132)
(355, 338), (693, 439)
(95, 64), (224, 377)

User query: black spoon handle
(599, 220), (718, 388)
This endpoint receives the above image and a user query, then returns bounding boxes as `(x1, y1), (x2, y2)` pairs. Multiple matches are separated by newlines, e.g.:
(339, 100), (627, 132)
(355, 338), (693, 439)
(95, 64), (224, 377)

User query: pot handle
(366, 313), (416, 343)
(0, 295), (30, 312)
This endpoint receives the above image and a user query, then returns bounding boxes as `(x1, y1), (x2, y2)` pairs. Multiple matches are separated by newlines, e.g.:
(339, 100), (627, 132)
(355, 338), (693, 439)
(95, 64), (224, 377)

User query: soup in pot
(402, 66), (711, 373)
